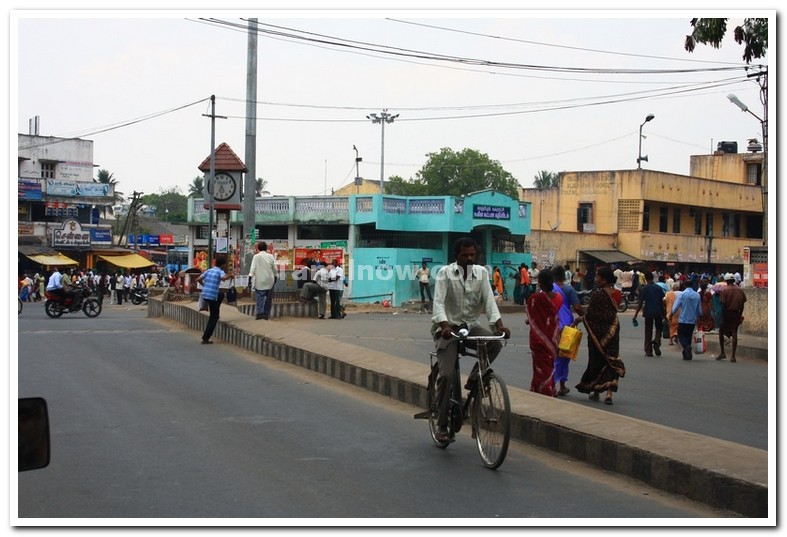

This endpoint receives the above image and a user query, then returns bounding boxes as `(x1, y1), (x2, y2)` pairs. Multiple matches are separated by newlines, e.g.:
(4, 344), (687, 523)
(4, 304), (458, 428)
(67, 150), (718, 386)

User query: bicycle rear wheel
(472, 372), (511, 469)
(427, 363), (450, 448)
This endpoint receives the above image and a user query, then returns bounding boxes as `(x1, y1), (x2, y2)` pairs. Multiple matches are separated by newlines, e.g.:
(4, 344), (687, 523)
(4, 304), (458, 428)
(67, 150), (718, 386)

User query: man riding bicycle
(431, 237), (511, 444)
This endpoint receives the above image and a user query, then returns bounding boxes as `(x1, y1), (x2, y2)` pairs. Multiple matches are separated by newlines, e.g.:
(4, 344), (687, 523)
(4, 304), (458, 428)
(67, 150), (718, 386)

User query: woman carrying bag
(575, 265), (626, 405)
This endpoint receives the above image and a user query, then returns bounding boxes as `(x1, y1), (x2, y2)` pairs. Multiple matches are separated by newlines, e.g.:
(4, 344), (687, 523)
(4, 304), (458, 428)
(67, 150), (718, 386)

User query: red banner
(159, 234), (174, 245)
(294, 247), (344, 268)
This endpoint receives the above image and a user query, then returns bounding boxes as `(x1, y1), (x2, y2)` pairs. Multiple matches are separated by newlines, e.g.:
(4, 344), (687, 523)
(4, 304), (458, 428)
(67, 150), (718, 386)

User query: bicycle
(414, 326), (511, 469)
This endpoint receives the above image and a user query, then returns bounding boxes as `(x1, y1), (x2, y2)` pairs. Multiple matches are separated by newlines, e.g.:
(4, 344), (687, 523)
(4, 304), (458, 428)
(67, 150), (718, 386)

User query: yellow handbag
(558, 325), (583, 360)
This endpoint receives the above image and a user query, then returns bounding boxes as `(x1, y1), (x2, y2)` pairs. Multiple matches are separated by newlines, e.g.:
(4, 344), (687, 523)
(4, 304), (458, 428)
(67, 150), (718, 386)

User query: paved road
(271, 308), (769, 450)
(16, 304), (728, 520)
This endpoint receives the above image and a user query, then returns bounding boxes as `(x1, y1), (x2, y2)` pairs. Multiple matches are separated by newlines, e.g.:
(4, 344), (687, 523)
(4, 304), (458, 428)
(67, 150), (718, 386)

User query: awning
(25, 253), (79, 266)
(97, 253), (156, 269)
(579, 250), (641, 265)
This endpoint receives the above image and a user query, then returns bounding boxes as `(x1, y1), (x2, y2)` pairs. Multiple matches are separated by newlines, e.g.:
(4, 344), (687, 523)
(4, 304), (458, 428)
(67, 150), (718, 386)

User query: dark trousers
(677, 322), (695, 360)
(644, 315), (663, 355)
(202, 295), (223, 342)
(434, 325), (502, 428)
(115, 288), (124, 305)
(329, 289), (343, 318)
(419, 282), (432, 302)
(255, 288), (273, 319)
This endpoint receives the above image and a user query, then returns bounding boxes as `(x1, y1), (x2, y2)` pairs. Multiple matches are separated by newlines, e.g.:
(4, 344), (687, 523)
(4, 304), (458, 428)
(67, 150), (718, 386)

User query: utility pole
(366, 109), (398, 194)
(202, 95), (226, 268)
(243, 18), (258, 275)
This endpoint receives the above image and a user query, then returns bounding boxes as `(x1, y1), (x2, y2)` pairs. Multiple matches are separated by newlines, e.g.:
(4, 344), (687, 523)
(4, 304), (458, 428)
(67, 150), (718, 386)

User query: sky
(13, 9), (772, 200)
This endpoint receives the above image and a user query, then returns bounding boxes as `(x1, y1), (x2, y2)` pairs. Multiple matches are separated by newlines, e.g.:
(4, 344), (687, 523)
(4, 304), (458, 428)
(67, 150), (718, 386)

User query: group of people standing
(297, 257), (346, 319)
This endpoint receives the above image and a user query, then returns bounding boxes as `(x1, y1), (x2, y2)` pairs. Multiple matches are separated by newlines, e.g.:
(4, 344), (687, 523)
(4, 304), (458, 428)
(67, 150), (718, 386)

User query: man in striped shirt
(197, 255), (234, 344)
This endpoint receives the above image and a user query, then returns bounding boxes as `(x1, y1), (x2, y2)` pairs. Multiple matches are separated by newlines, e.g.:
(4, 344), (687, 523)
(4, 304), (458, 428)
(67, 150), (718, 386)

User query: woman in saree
(525, 269), (562, 397)
(575, 265), (626, 405)
(696, 280), (715, 332)
(664, 282), (681, 345)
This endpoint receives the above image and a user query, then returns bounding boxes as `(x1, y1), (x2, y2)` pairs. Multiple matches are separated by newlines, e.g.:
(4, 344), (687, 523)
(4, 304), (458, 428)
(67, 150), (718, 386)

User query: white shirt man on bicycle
(431, 237), (510, 443)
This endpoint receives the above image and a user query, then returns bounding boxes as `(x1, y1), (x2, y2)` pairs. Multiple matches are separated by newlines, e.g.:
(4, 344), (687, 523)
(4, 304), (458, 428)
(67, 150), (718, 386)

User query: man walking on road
(718, 273), (747, 362)
(632, 271), (666, 357)
(248, 241), (277, 320)
(668, 281), (702, 360)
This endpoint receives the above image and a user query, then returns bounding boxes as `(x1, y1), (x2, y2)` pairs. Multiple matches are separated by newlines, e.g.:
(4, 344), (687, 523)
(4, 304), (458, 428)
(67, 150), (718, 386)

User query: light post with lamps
(366, 109), (398, 194)
(728, 92), (767, 245)
(637, 114), (655, 169)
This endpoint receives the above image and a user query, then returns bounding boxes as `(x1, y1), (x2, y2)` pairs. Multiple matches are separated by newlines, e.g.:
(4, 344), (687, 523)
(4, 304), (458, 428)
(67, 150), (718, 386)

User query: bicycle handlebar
(450, 329), (507, 341)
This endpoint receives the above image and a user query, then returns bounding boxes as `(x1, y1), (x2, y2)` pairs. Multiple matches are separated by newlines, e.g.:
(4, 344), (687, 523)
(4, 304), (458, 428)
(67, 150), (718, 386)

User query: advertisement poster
(294, 247), (345, 268)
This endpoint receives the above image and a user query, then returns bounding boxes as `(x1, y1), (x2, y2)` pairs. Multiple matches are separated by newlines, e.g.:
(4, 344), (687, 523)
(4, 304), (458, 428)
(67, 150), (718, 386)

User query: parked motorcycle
(577, 288), (629, 313)
(130, 287), (149, 305)
(44, 285), (102, 318)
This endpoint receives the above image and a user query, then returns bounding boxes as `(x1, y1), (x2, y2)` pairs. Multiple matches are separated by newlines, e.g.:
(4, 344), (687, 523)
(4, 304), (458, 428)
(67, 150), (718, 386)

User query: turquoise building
(187, 189), (532, 306)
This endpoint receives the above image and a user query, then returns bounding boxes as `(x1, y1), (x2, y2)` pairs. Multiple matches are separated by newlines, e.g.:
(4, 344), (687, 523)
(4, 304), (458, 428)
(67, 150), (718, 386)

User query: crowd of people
(427, 245), (751, 413)
(19, 267), (169, 306)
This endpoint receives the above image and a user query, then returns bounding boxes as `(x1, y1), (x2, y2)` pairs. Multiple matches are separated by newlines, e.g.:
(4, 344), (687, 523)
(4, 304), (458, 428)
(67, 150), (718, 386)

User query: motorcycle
(577, 288), (630, 313)
(44, 285), (102, 318)
(130, 287), (149, 305)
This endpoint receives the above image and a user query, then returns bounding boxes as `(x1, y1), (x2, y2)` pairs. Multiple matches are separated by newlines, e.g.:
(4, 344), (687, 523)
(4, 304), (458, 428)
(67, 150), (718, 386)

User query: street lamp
(366, 109), (398, 194)
(353, 145), (363, 194)
(728, 92), (767, 244)
(637, 114), (655, 169)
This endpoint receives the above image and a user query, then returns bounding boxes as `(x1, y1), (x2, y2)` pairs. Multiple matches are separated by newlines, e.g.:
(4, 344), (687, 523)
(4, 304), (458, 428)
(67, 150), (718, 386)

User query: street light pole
(637, 114), (655, 169)
(353, 144), (362, 195)
(728, 86), (768, 245)
(366, 109), (398, 194)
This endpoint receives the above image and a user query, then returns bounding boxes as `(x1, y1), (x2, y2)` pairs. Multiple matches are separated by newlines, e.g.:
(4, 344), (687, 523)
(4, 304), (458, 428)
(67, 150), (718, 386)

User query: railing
(355, 197), (374, 213)
(256, 198), (290, 214)
(409, 198), (445, 214)
(382, 197), (406, 214)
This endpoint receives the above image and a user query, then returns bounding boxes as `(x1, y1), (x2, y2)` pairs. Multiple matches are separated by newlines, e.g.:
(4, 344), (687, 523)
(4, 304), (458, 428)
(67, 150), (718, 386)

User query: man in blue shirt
(196, 255), (233, 344)
(669, 280), (702, 360)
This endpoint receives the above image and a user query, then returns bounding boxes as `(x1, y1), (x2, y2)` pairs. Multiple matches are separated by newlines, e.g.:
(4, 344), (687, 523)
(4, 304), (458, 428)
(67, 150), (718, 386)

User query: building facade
(520, 144), (766, 286)
(186, 190), (532, 305)
(17, 133), (151, 274)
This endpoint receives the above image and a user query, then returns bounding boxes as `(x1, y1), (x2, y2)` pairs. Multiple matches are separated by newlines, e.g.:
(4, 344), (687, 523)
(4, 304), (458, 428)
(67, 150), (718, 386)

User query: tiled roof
(197, 142), (248, 173)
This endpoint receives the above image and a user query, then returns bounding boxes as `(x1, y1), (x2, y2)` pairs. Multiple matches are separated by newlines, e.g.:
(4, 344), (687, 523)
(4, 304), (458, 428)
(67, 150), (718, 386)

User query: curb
(149, 297), (768, 517)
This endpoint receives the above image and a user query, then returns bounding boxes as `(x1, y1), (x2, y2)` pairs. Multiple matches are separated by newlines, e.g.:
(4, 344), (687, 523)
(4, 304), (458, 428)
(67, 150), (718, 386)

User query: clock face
(212, 173), (236, 201)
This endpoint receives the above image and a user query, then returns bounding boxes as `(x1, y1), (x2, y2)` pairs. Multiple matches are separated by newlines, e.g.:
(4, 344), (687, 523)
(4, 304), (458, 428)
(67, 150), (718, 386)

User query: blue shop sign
(473, 204), (510, 220)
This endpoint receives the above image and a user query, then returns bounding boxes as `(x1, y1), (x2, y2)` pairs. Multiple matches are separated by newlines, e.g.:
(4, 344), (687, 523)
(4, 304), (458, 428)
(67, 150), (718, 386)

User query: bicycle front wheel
(427, 363), (450, 448)
(472, 372), (511, 469)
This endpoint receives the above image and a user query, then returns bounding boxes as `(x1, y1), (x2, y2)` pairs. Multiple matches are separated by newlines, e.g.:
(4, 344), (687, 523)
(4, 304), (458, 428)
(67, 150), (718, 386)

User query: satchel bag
(226, 284), (238, 306)
(558, 325), (583, 360)
(197, 293), (208, 312)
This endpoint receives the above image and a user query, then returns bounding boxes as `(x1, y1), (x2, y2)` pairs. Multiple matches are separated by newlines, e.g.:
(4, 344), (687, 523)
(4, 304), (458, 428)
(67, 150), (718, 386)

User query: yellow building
(333, 178), (383, 196)
(520, 145), (765, 284)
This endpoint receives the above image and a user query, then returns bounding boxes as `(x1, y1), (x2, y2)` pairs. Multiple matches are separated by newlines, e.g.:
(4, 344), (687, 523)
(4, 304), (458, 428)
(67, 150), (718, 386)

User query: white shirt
(46, 271), (62, 291)
(328, 266), (345, 291)
(248, 250), (277, 290)
(431, 262), (501, 332)
(315, 266), (331, 290)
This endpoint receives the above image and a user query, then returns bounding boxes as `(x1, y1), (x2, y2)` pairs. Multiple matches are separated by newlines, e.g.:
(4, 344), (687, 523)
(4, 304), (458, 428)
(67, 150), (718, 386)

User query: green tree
(94, 168), (124, 217)
(141, 187), (188, 223)
(255, 178), (268, 196)
(386, 147), (520, 199)
(533, 170), (559, 189)
(684, 18), (768, 63)
(187, 176), (204, 197)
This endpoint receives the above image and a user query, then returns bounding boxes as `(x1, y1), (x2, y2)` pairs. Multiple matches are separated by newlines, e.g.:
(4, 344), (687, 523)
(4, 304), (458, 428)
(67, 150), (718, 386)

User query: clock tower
(199, 142), (247, 211)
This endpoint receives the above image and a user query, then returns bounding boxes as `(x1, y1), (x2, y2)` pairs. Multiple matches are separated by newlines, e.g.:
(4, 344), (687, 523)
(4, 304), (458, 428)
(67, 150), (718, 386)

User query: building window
(577, 203), (593, 232)
(672, 208), (681, 234)
(41, 162), (55, 179)
(659, 207), (668, 233)
(733, 214), (741, 238)
(642, 204), (650, 232)
(722, 214), (730, 237)
(694, 211), (702, 235)
(705, 213), (713, 237)
(746, 163), (762, 185)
